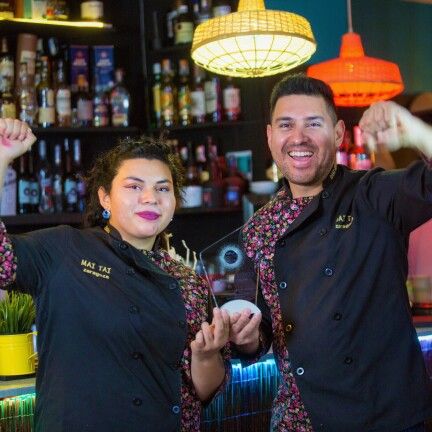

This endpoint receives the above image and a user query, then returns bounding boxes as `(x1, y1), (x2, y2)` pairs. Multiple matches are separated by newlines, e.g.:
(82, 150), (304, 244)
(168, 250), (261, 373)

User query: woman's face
(98, 158), (176, 250)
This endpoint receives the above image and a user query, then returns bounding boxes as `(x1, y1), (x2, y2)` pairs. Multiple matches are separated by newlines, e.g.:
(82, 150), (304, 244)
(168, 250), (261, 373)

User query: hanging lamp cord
(347, 0), (353, 32)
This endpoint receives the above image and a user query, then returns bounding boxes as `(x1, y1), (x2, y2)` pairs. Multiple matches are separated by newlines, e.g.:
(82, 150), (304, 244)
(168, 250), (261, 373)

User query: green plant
(0, 292), (36, 335)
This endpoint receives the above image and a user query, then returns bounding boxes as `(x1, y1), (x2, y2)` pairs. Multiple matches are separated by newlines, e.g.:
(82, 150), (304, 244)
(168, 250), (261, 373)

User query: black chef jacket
(243, 161), (432, 431)
(9, 225), (192, 432)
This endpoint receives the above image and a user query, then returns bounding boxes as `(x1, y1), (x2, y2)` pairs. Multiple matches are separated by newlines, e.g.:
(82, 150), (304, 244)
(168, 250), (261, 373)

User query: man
(229, 75), (432, 431)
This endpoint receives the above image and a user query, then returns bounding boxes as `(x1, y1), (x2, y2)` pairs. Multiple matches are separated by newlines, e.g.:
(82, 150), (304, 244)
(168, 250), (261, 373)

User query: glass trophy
(198, 225), (260, 315)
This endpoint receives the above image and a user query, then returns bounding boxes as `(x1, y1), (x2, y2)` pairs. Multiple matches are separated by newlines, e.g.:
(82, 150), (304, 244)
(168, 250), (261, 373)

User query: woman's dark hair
(269, 74), (338, 125)
(84, 135), (185, 228)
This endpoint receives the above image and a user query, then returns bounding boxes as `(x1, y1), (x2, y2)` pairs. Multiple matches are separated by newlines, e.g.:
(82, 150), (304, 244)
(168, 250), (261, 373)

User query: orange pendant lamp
(307, 0), (404, 107)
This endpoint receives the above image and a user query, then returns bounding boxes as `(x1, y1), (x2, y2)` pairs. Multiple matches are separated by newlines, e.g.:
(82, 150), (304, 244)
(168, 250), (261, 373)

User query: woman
(0, 119), (230, 432)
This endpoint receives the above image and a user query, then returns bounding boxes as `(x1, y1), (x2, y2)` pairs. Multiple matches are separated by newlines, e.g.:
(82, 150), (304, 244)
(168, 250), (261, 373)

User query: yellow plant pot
(0, 333), (36, 376)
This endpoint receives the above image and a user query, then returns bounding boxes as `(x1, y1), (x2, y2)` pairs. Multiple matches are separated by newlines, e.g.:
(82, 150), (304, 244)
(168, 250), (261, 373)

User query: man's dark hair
(269, 74), (338, 124)
(84, 135), (185, 228)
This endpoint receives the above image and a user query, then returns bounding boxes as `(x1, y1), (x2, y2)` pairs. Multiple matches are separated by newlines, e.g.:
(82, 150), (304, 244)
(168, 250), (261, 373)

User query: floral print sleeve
(142, 249), (231, 432)
(0, 221), (17, 288)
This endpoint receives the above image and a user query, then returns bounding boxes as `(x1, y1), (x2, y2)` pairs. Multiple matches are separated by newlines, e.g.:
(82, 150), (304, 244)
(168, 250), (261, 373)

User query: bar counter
(1, 320), (431, 431)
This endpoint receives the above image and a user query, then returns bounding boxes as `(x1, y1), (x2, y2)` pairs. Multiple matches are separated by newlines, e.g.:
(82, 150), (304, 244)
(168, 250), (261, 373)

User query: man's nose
(290, 126), (307, 144)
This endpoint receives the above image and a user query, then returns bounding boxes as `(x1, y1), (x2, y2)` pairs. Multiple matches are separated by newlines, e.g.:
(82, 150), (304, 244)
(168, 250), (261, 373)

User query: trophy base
(220, 299), (261, 315)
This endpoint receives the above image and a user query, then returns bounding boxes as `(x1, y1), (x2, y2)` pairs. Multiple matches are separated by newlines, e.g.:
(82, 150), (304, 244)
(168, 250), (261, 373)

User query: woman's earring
(102, 209), (111, 220)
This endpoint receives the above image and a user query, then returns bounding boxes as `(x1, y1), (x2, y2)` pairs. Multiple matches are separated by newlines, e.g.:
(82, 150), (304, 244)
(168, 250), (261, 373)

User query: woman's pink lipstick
(137, 211), (160, 221)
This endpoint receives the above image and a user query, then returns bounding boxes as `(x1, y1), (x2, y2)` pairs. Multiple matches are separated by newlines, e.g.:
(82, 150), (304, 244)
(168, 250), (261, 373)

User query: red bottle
(350, 126), (372, 170)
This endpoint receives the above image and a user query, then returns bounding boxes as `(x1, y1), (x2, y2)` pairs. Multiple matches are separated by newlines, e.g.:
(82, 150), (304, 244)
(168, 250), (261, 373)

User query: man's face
(267, 94), (345, 198)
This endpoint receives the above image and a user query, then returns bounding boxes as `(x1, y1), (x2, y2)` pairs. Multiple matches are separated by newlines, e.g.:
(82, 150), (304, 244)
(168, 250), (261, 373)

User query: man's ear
(334, 120), (345, 148)
(267, 124), (273, 151)
(98, 187), (110, 209)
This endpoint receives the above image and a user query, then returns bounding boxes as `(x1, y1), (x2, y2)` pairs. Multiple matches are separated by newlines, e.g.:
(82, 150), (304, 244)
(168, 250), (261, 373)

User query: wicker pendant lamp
(307, 0), (404, 107)
(191, 0), (316, 78)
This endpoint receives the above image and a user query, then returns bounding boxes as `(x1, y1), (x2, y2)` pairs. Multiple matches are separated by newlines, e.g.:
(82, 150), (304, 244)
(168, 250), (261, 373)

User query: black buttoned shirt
(10, 226), (191, 431)
(245, 161), (432, 431)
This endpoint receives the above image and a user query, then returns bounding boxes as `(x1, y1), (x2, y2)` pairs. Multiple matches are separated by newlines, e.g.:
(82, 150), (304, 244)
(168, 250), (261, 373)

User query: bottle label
(18, 179), (31, 205)
(76, 178), (86, 197)
(178, 87), (191, 121)
(1, 101), (16, 119)
(161, 90), (175, 122)
(191, 90), (206, 117)
(81, 1), (104, 20)
(38, 107), (55, 124)
(174, 22), (194, 44)
(0, 60), (14, 93)
(213, 6), (231, 17)
(64, 178), (78, 204)
(204, 81), (217, 115)
(152, 84), (161, 114)
(53, 176), (62, 196)
(0, 166), (16, 216)
(182, 185), (203, 208)
(30, 181), (39, 205)
(0, 11), (14, 19)
(112, 113), (128, 127)
(111, 92), (129, 126)
(56, 89), (72, 116)
(77, 99), (93, 121)
(94, 103), (109, 127)
(19, 50), (36, 76)
(353, 156), (372, 170)
(225, 185), (241, 207)
(223, 87), (240, 113)
(336, 151), (349, 167)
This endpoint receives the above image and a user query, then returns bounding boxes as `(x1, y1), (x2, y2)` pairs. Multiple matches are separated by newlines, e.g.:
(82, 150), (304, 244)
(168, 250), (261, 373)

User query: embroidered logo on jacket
(335, 214), (354, 229)
(80, 259), (111, 279)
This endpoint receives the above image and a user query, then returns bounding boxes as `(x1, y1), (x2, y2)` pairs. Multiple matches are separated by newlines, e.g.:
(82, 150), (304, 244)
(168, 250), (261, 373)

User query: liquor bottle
(93, 88), (109, 127)
(195, 139), (207, 182)
(336, 129), (351, 167)
(46, 0), (69, 20)
(37, 56), (55, 128)
(54, 58), (72, 127)
(161, 58), (177, 128)
(190, 64), (206, 124)
(202, 138), (225, 208)
(0, 164), (16, 216)
(15, 33), (37, 84)
(223, 155), (247, 207)
(212, 0), (231, 17)
(192, 0), (211, 24)
(204, 73), (222, 123)
(28, 148), (39, 213)
(16, 62), (38, 126)
(0, 1), (14, 18)
(151, 62), (162, 128)
(80, 0), (103, 21)
(182, 140), (203, 208)
(17, 153), (32, 214)
(350, 126), (372, 170)
(93, 61), (110, 128)
(0, 37), (14, 97)
(177, 59), (191, 127)
(110, 68), (130, 127)
(52, 143), (64, 213)
(174, 1), (194, 45)
(36, 139), (54, 214)
(150, 10), (162, 50)
(222, 76), (241, 121)
(0, 76), (16, 119)
(73, 138), (86, 212)
(75, 74), (93, 127)
(63, 138), (78, 212)
(34, 38), (45, 89)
